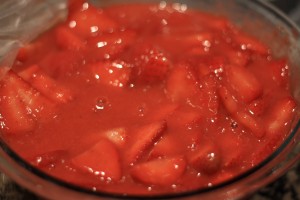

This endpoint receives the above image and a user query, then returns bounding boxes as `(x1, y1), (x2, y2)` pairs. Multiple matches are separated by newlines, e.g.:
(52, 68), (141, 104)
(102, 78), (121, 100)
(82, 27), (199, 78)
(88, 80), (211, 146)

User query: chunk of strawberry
(225, 65), (263, 103)
(130, 156), (186, 186)
(234, 32), (269, 55)
(55, 26), (86, 50)
(88, 60), (132, 88)
(247, 98), (267, 116)
(104, 127), (127, 148)
(68, 2), (117, 39)
(166, 64), (198, 102)
(218, 86), (265, 138)
(38, 50), (84, 77)
(149, 135), (183, 159)
(266, 97), (297, 136)
(218, 86), (239, 114)
(87, 30), (136, 60)
(195, 74), (219, 115)
(71, 139), (122, 181)
(235, 111), (265, 138)
(174, 109), (203, 128)
(226, 50), (250, 67)
(0, 71), (54, 133)
(266, 58), (290, 87)
(187, 143), (221, 174)
(17, 65), (73, 103)
(147, 103), (178, 121)
(0, 85), (35, 133)
(124, 120), (167, 165)
(131, 44), (171, 83)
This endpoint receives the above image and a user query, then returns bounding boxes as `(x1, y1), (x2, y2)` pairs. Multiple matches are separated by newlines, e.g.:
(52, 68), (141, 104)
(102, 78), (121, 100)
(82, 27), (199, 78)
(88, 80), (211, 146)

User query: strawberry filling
(0, 1), (297, 196)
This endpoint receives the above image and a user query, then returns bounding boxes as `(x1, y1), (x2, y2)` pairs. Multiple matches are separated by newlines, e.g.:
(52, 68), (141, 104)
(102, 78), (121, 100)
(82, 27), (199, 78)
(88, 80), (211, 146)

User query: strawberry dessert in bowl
(0, 0), (299, 199)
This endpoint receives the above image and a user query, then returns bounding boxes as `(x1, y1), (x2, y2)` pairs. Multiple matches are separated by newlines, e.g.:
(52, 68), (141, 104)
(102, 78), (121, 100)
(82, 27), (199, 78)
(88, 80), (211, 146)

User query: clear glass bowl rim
(0, 0), (299, 199)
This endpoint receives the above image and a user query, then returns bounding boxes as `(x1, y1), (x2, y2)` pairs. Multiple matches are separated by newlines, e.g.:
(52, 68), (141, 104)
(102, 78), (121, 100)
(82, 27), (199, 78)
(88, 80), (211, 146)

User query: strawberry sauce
(0, 1), (297, 195)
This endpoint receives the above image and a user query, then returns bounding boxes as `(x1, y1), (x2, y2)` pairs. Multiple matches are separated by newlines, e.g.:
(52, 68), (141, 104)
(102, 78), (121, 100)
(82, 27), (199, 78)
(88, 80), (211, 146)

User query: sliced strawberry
(130, 156), (186, 186)
(17, 65), (73, 103)
(247, 97), (267, 116)
(149, 134), (183, 159)
(235, 111), (265, 138)
(166, 64), (198, 102)
(68, 2), (117, 39)
(104, 127), (127, 148)
(187, 143), (221, 174)
(4, 71), (54, 116)
(38, 50), (84, 77)
(225, 65), (263, 103)
(130, 44), (171, 83)
(125, 120), (167, 165)
(266, 97), (297, 136)
(234, 32), (269, 55)
(266, 58), (290, 87)
(218, 86), (239, 114)
(195, 74), (219, 115)
(175, 109), (203, 128)
(88, 60), (132, 88)
(217, 132), (245, 170)
(0, 85), (35, 133)
(226, 50), (250, 67)
(218, 86), (265, 138)
(87, 29), (137, 60)
(148, 103), (178, 121)
(0, 71), (55, 132)
(55, 26), (86, 50)
(71, 139), (122, 181)
(28, 150), (68, 168)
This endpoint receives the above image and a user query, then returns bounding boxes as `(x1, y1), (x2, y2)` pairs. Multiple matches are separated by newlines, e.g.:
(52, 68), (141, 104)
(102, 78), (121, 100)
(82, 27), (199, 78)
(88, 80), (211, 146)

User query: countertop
(0, 0), (300, 199)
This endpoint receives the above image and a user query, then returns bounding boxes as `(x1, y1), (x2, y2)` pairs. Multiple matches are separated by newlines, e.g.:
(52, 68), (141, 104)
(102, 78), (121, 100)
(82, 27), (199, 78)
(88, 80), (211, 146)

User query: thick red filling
(0, 1), (297, 195)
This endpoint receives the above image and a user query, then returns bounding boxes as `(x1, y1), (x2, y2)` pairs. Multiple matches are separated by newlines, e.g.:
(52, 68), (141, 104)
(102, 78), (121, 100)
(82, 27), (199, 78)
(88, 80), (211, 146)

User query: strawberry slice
(68, 2), (117, 39)
(17, 65), (73, 103)
(87, 30), (137, 60)
(234, 32), (269, 55)
(130, 44), (171, 83)
(149, 135), (183, 159)
(0, 71), (54, 133)
(130, 156), (186, 186)
(235, 111), (265, 138)
(218, 86), (265, 138)
(266, 58), (290, 87)
(148, 103), (178, 121)
(71, 139), (122, 181)
(195, 74), (219, 115)
(166, 64), (198, 102)
(266, 97), (297, 136)
(125, 120), (167, 165)
(218, 86), (239, 114)
(55, 26), (86, 50)
(225, 65), (263, 103)
(104, 127), (127, 148)
(38, 50), (84, 77)
(0, 85), (35, 133)
(88, 60), (132, 88)
(187, 143), (221, 174)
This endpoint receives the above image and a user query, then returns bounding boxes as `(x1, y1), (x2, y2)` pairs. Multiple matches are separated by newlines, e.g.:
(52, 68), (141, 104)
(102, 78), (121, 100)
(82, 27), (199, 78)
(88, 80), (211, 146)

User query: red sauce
(0, 1), (297, 195)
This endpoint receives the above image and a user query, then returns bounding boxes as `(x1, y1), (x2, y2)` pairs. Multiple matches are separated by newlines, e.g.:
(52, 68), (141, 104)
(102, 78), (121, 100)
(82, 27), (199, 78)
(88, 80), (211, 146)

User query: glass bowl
(0, 0), (299, 199)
